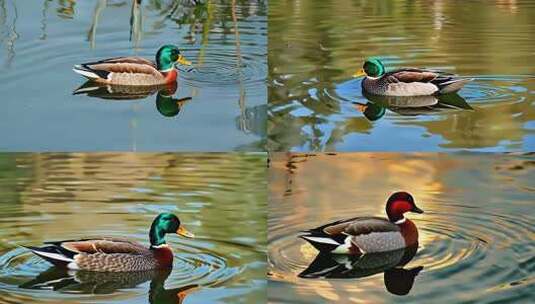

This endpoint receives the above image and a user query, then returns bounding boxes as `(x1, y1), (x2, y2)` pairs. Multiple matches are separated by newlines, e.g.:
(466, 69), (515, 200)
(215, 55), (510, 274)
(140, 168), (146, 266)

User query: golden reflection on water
(269, 153), (535, 303)
(270, 153), (451, 244)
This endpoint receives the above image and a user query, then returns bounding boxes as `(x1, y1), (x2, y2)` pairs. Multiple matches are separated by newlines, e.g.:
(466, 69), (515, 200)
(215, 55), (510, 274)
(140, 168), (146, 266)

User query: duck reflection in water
(20, 267), (198, 304)
(299, 245), (423, 296)
(73, 81), (192, 118)
(355, 91), (473, 121)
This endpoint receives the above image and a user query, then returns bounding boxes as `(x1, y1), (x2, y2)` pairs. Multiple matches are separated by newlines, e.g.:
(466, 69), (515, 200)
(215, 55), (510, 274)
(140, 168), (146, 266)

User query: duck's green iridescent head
(155, 45), (191, 72)
(149, 213), (194, 247)
(354, 58), (386, 78)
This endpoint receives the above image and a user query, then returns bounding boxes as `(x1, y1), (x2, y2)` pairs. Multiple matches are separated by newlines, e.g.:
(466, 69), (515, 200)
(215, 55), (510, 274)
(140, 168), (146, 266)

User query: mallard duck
(300, 192), (423, 254)
(73, 45), (191, 86)
(25, 213), (195, 272)
(353, 58), (473, 96)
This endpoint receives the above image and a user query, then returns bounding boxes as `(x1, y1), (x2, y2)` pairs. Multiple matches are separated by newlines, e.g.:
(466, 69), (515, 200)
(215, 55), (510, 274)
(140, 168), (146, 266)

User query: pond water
(268, 153), (534, 303)
(0, 152), (267, 303)
(268, 0), (535, 152)
(0, 0), (267, 151)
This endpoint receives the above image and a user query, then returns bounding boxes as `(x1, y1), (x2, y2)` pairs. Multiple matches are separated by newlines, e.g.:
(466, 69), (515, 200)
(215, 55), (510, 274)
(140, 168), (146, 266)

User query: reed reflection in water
(0, 152), (267, 304)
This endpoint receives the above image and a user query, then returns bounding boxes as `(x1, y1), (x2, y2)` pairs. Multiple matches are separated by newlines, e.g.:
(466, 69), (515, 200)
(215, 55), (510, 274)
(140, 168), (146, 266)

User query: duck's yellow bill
(356, 104), (367, 113)
(353, 68), (366, 78)
(177, 226), (195, 238)
(176, 55), (192, 66)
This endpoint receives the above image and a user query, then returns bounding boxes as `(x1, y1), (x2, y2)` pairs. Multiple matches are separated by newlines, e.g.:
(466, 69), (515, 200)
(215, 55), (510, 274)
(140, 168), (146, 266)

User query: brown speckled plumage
(27, 213), (193, 272)
(74, 251), (160, 272)
(27, 237), (174, 272)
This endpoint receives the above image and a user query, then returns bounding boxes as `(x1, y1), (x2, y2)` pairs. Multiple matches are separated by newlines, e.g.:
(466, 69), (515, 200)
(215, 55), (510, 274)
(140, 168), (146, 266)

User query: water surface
(268, 0), (535, 151)
(0, 0), (267, 151)
(0, 152), (267, 303)
(269, 152), (534, 303)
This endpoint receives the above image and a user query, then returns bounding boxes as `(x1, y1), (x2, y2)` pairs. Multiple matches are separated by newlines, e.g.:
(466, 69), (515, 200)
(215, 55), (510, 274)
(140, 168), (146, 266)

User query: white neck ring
(394, 217), (406, 224)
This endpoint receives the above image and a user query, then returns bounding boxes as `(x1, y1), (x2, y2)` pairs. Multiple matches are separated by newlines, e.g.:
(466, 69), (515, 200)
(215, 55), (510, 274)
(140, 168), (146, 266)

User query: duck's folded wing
(79, 56), (161, 79)
(386, 68), (439, 83)
(90, 56), (156, 66)
(47, 238), (149, 255)
(303, 217), (361, 235)
(327, 217), (400, 236)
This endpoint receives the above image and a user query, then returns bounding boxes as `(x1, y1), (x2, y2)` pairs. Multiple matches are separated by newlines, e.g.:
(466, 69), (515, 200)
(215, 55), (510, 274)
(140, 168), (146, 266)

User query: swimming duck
(25, 213), (194, 272)
(353, 58), (473, 96)
(300, 192), (423, 254)
(73, 45), (191, 86)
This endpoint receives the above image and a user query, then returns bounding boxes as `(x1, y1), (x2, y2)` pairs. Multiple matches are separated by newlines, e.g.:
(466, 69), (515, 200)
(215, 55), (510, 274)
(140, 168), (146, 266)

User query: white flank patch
(33, 250), (74, 263)
(301, 236), (340, 246)
(331, 236), (355, 254)
(72, 68), (99, 79)
(67, 262), (80, 270)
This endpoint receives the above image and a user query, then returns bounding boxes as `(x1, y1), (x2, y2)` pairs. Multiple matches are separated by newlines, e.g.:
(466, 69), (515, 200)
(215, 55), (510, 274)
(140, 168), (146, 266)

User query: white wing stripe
(301, 236), (341, 245)
(32, 250), (74, 262)
(72, 68), (99, 79)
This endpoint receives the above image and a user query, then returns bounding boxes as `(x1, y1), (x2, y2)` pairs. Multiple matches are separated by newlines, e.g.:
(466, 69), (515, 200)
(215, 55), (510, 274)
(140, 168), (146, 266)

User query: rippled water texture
(268, 153), (535, 303)
(0, 153), (267, 303)
(0, 0), (267, 151)
(268, 0), (535, 151)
